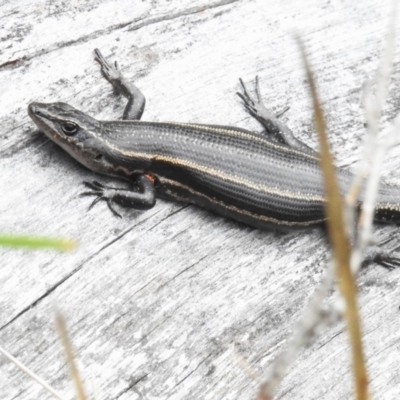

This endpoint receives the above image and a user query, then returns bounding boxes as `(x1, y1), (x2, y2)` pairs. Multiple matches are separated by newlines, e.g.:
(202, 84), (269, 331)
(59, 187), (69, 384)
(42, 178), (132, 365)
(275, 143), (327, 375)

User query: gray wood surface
(1, 1), (400, 399)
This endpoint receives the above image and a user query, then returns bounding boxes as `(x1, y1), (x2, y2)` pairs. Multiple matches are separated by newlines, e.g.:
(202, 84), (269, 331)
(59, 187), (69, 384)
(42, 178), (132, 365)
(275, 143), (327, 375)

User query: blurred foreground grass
(0, 234), (76, 251)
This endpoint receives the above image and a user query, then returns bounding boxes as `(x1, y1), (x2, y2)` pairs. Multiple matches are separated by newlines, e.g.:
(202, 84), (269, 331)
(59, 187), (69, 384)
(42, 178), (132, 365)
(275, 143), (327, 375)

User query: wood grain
(1, 1), (400, 399)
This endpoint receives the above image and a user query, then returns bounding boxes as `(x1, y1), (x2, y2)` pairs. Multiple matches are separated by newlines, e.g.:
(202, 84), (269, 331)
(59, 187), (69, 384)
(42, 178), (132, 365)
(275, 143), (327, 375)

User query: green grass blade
(0, 234), (76, 251)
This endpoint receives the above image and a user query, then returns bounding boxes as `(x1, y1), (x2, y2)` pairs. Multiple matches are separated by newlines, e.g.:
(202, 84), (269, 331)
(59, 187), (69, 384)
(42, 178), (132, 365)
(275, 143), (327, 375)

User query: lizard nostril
(28, 103), (37, 115)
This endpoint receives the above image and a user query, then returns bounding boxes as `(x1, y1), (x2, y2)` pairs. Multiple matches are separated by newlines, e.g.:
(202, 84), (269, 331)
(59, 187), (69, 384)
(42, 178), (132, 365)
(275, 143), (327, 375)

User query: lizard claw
(79, 180), (122, 218)
(370, 255), (400, 271)
(94, 48), (124, 88)
(237, 77), (267, 119)
(238, 76), (290, 120)
(82, 180), (105, 190)
(362, 247), (400, 271)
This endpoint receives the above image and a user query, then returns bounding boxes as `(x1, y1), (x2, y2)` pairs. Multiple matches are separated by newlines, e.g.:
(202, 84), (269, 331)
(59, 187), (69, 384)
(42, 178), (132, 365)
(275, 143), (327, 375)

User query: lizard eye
(61, 122), (78, 136)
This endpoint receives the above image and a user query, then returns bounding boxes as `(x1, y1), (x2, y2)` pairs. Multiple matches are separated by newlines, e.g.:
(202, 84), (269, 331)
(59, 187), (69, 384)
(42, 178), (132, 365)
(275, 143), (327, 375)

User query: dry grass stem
(347, 1), (398, 260)
(301, 38), (368, 400)
(55, 309), (88, 400)
(258, 260), (336, 398)
(257, 6), (399, 397)
(0, 344), (67, 400)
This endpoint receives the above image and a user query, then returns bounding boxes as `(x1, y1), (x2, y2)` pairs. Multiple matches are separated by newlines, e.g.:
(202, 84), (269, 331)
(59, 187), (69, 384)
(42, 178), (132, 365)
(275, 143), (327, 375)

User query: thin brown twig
(55, 309), (88, 400)
(298, 38), (368, 400)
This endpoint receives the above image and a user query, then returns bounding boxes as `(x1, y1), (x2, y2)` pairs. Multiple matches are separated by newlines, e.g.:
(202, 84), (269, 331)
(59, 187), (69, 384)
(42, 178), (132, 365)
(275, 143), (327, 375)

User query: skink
(27, 49), (400, 234)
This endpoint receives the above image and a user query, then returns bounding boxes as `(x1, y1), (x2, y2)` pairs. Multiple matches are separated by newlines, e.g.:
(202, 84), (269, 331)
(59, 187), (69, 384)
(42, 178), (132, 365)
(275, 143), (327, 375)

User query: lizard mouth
(28, 102), (43, 122)
(28, 102), (76, 141)
(28, 103), (55, 135)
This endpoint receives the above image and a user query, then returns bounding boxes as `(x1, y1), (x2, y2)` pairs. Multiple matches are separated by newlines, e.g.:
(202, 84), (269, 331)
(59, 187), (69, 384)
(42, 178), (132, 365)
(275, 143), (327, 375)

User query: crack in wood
(0, 214), (163, 332)
(0, 0), (240, 71)
(156, 254), (210, 292)
(148, 205), (190, 231)
(164, 354), (213, 399)
(115, 373), (149, 399)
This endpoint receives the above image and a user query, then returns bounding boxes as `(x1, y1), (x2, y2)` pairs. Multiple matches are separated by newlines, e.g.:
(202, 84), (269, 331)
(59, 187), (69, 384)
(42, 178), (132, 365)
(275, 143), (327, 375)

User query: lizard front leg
(94, 48), (146, 120)
(80, 175), (156, 218)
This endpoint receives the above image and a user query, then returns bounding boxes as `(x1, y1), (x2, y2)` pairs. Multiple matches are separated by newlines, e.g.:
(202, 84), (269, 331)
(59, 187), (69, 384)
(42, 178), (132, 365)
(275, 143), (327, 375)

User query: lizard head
(28, 102), (113, 175)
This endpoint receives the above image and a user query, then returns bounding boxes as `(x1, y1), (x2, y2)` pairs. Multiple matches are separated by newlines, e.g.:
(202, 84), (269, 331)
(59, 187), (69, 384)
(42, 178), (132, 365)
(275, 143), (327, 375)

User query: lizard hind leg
(362, 244), (400, 271)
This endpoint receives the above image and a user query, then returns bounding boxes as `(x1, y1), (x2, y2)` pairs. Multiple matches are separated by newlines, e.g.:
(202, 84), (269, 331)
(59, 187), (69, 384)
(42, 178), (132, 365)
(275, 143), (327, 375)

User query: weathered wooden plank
(1, 1), (400, 399)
